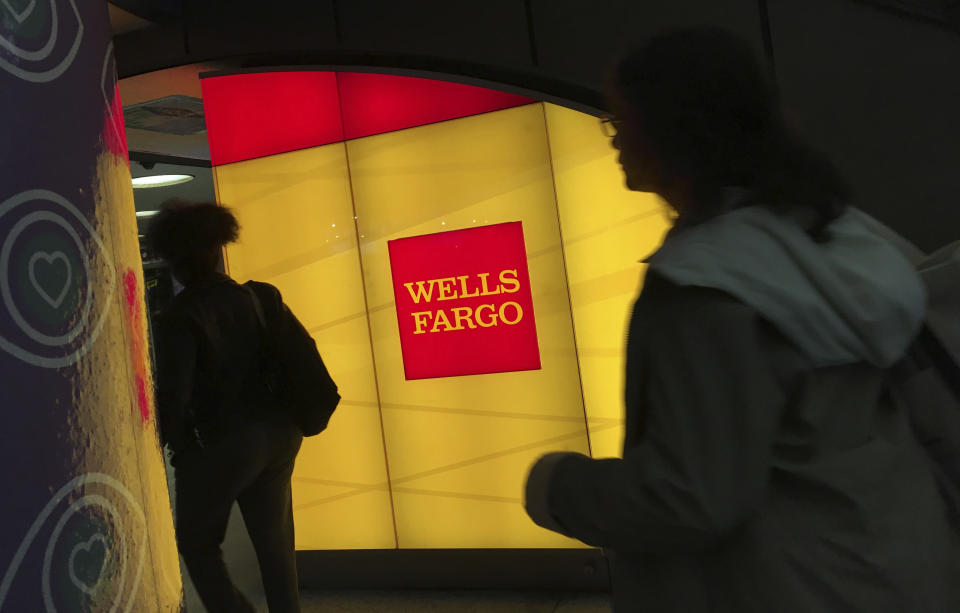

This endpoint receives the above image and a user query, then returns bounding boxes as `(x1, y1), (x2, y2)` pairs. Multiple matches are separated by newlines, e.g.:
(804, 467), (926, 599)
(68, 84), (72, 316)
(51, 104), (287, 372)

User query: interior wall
(768, 0), (960, 252)
(114, 0), (767, 108)
(530, 0), (765, 92)
(115, 0), (958, 251)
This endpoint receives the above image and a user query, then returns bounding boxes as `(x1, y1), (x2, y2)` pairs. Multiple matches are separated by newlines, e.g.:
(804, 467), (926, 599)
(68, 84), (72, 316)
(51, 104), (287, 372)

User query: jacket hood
(646, 204), (926, 368)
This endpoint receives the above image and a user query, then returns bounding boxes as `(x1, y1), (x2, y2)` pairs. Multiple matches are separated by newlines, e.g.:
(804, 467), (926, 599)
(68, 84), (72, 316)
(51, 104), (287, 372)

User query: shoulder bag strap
(242, 283), (268, 332)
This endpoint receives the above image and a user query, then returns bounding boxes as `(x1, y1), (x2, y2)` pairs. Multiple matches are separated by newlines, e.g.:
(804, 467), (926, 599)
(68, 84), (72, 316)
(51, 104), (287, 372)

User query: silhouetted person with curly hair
(148, 200), (302, 613)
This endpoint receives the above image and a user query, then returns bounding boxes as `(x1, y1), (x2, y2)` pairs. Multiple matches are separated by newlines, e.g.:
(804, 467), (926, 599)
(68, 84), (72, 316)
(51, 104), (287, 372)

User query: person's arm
(154, 310), (197, 455)
(525, 286), (789, 553)
(903, 331), (960, 489)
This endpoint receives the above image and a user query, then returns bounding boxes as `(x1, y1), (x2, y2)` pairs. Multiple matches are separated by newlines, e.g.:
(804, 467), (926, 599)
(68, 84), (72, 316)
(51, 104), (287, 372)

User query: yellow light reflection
(214, 145), (397, 550)
(208, 100), (672, 551)
(544, 103), (672, 459)
(349, 104), (590, 548)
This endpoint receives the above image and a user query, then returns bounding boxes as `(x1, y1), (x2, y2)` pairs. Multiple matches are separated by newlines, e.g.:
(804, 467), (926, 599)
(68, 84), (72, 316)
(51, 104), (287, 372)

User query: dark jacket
(525, 206), (960, 611)
(154, 274), (281, 457)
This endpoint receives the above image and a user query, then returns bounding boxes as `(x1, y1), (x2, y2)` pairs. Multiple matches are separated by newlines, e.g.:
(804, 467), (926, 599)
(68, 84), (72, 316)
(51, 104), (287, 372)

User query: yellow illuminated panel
(209, 98), (668, 551)
(544, 103), (673, 459)
(214, 145), (397, 550)
(349, 104), (591, 548)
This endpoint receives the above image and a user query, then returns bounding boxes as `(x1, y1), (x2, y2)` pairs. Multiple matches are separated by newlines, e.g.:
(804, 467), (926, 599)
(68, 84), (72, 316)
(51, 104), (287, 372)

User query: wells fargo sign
(387, 222), (541, 379)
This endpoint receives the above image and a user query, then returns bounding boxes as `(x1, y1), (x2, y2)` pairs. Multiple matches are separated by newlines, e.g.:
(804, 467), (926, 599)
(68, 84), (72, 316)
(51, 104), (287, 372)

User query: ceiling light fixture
(135, 211), (160, 218)
(131, 174), (194, 189)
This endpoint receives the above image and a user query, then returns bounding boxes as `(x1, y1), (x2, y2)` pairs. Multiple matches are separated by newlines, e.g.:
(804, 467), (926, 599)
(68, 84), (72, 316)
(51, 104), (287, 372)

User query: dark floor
(170, 478), (612, 612)
(299, 590), (611, 612)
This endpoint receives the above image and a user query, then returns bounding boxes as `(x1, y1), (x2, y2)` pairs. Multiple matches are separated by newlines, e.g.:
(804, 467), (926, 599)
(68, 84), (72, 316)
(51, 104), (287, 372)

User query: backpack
(243, 282), (341, 436)
(850, 209), (960, 500)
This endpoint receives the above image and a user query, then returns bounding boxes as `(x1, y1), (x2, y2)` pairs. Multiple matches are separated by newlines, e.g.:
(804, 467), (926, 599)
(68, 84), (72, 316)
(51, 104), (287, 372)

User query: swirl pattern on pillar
(0, 189), (116, 368)
(0, 473), (147, 612)
(0, 0), (83, 83)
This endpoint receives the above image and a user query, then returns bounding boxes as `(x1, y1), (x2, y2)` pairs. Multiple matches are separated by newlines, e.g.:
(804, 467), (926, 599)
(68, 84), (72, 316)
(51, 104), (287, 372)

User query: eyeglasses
(600, 115), (621, 138)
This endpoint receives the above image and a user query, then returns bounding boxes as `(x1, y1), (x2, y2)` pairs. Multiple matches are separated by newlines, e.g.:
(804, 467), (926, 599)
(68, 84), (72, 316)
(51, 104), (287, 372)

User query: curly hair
(146, 199), (240, 264)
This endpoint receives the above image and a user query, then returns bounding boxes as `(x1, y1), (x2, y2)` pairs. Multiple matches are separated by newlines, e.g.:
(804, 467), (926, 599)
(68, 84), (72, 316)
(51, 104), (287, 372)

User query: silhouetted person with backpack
(524, 28), (960, 612)
(148, 201), (304, 613)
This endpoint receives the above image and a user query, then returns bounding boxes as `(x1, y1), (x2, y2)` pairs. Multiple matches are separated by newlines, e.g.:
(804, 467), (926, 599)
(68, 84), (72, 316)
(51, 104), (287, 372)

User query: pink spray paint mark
(103, 83), (129, 160)
(122, 269), (152, 424)
(123, 269), (139, 313)
(135, 376), (151, 423)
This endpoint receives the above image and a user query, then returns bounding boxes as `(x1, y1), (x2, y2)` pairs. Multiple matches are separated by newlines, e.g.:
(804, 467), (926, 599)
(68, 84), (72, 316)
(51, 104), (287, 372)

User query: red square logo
(387, 222), (541, 380)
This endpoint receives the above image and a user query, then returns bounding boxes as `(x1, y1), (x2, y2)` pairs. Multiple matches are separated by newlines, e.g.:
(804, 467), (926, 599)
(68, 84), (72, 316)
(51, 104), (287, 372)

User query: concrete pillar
(0, 1), (182, 610)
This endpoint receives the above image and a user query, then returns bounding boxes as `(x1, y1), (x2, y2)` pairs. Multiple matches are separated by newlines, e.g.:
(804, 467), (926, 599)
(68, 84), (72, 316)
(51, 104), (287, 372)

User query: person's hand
(523, 452), (576, 533)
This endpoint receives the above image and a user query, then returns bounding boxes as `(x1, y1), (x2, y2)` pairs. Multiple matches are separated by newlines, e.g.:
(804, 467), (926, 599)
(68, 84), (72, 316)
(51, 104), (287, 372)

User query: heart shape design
(28, 250), (72, 309)
(68, 533), (110, 597)
(1, 0), (37, 25)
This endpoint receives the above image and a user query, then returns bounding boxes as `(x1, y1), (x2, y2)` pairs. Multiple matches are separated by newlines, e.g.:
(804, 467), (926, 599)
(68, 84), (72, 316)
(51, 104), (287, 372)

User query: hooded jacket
(525, 204), (960, 612)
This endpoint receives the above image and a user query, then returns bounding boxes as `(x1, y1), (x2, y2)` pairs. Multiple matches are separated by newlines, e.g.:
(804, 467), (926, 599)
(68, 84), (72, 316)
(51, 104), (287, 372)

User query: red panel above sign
(201, 71), (536, 166)
(337, 72), (535, 141)
(201, 72), (344, 166)
(387, 222), (541, 380)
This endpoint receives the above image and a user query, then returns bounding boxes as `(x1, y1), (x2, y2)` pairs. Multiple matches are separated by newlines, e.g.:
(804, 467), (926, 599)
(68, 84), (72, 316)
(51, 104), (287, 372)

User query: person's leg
(238, 422), (303, 613)
(175, 452), (258, 613)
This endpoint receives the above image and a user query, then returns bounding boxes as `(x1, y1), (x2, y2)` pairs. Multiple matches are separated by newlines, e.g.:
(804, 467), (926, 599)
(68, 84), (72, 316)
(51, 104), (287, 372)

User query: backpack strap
(242, 283), (268, 332)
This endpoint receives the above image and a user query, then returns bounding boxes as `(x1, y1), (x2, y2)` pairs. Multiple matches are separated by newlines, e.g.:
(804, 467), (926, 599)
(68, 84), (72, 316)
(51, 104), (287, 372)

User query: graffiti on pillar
(0, 189), (116, 368)
(1, 0), (184, 610)
(0, 0), (83, 83)
(0, 473), (147, 612)
(122, 269), (152, 424)
(101, 41), (127, 159)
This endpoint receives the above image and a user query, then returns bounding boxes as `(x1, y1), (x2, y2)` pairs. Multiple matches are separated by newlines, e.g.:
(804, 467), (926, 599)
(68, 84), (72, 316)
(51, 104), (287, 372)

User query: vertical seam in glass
(758, 0), (779, 91)
(212, 168), (233, 275)
(524, 0), (541, 66)
(331, 0), (344, 46)
(335, 72), (402, 550)
(539, 102), (594, 459)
